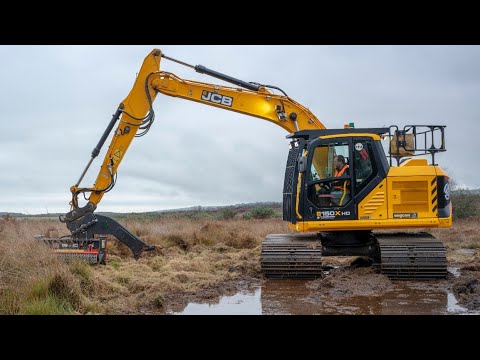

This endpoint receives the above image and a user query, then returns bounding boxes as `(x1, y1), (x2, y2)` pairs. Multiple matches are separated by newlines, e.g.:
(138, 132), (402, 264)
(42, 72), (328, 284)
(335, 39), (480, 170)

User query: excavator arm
(61, 49), (162, 222)
(63, 48), (325, 222)
(57, 48), (325, 260)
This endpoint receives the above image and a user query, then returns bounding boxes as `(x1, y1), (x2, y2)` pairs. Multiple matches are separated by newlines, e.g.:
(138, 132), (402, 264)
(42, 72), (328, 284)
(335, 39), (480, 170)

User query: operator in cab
(331, 155), (350, 206)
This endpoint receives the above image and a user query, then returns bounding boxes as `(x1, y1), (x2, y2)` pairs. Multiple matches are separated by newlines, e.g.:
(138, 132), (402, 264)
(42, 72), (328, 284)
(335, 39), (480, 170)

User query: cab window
(307, 142), (351, 208)
(353, 141), (376, 193)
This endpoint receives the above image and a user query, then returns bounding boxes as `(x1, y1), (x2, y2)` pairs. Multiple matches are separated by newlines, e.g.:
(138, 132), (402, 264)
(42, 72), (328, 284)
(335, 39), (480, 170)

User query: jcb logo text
(201, 91), (233, 107)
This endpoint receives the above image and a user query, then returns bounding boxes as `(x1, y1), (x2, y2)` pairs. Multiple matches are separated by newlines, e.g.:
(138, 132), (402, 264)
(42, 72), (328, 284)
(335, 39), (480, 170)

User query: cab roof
(287, 128), (389, 140)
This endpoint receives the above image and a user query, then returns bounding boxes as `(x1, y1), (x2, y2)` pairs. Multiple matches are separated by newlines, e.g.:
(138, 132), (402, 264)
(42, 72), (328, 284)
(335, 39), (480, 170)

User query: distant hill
(154, 202), (282, 213)
(1, 202), (283, 218)
(453, 188), (480, 195)
(0, 212), (23, 217)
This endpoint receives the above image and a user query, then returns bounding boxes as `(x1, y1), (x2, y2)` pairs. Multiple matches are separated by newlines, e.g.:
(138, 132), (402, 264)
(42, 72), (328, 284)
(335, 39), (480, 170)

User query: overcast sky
(0, 45), (479, 214)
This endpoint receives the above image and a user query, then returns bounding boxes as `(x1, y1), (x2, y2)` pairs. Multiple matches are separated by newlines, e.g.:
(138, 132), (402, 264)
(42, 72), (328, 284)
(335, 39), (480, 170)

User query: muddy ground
(307, 255), (480, 313)
(158, 238), (480, 315)
(132, 218), (480, 314)
(154, 248), (480, 315)
(160, 254), (480, 315)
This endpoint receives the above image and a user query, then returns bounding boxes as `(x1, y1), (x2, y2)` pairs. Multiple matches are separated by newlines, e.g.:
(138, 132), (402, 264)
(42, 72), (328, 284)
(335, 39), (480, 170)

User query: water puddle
(447, 293), (468, 313)
(448, 266), (461, 278)
(174, 279), (479, 315)
(176, 289), (261, 315)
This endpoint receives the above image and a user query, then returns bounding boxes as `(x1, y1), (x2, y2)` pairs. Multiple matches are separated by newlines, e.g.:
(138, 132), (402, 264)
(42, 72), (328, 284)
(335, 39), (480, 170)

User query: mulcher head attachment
(36, 212), (155, 265)
(36, 235), (107, 264)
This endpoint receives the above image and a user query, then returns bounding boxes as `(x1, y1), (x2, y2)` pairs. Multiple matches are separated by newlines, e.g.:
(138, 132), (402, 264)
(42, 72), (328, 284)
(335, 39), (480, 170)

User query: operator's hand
(317, 183), (331, 195)
(321, 183), (331, 191)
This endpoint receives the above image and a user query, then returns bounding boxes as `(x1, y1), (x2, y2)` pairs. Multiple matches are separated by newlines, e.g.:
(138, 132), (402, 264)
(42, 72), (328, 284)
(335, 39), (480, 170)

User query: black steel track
(261, 234), (322, 279)
(376, 232), (447, 280)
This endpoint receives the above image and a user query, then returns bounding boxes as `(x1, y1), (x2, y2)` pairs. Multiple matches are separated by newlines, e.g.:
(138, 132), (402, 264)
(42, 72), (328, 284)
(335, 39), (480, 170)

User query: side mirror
(298, 155), (307, 173)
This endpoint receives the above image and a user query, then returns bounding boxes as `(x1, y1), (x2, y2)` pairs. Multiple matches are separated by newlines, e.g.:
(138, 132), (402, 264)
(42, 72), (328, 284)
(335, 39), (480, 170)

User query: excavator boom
(52, 48), (327, 262)
(66, 49), (325, 219)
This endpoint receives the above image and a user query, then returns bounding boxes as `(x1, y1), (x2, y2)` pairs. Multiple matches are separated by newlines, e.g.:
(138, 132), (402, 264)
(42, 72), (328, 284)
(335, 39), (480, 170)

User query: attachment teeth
(36, 236), (107, 265)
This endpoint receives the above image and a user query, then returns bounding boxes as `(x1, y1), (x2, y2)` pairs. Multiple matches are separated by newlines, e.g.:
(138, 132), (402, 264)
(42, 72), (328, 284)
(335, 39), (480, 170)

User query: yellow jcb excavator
(38, 49), (452, 280)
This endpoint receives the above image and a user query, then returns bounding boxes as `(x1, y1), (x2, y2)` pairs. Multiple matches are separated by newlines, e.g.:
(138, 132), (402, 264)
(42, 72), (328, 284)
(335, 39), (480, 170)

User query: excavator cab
(301, 128), (388, 222)
(262, 125), (451, 279)
(282, 127), (390, 227)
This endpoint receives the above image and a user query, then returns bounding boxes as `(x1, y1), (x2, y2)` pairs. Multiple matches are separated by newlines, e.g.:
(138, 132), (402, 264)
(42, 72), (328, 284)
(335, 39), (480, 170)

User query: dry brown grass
(0, 217), (84, 314)
(430, 217), (480, 265)
(430, 218), (480, 247)
(89, 216), (290, 313)
(0, 215), (290, 314)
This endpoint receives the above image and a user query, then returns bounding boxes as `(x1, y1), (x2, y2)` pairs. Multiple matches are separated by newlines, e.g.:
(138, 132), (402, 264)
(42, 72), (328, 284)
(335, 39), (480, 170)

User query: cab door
(303, 138), (356, 221)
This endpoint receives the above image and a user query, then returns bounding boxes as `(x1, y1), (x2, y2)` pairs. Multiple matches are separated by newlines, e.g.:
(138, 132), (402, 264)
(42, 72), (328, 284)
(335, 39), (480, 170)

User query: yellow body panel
(387, 163), (438, 177)
(290, 217), (451, 232)
(434, 166), (449, 177)
(398, 158), (428, 167)
(357, 179), (388, 220)
(290, 163), (452, 232)
(387, 175), (435, 219)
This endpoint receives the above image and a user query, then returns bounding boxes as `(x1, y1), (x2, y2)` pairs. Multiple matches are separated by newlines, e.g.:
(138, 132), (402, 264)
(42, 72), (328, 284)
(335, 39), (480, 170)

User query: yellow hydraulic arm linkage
(57, 49), (325, 261)
(62, 49), (325, 222)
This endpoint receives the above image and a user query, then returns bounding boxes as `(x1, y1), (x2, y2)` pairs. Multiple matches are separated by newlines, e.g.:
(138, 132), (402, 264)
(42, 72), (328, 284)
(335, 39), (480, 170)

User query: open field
(0, 209), (286, 314)
(1, 209), (479, 314)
